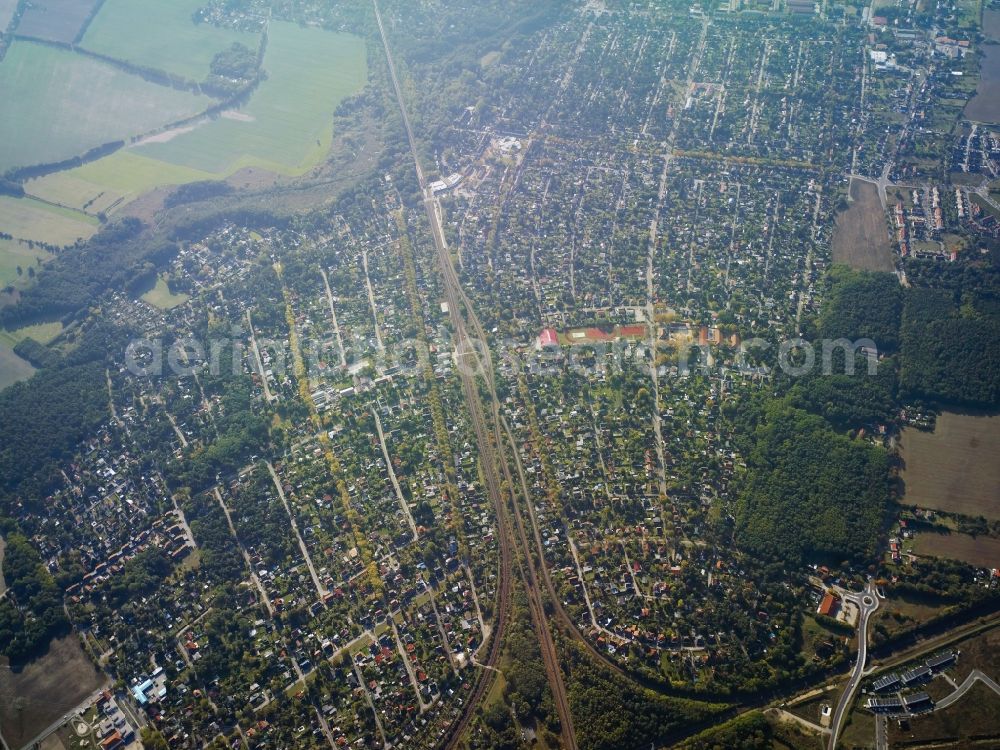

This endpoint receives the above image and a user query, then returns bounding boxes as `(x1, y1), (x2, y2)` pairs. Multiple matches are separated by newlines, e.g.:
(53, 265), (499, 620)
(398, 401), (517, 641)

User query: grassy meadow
(0, 239), (52, 290)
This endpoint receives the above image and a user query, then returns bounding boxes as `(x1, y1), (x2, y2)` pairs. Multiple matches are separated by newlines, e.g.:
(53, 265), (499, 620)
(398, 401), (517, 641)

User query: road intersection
(828, 581), (880, 750)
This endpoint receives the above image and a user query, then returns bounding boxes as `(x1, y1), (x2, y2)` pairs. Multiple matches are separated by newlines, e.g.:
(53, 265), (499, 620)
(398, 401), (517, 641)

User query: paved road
(934, 668), (1000, 710)
(875, 713), (887, 750)
(829, 582), (880, 750)
(266, 461), (327, 599)
(371, 409), (418, 540)
(9, 686), (110, 750)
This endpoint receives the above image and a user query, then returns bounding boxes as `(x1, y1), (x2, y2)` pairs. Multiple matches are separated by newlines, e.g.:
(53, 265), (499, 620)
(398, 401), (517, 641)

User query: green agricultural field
(80, 0), (261, 82)
(27, 152), (217, 214)
(136, 23), (366, 175)
(0, 238), (52, 290)
(0, 196), (98, 246)
(26, 24), (366, 215)
(0, 41), (209, 172)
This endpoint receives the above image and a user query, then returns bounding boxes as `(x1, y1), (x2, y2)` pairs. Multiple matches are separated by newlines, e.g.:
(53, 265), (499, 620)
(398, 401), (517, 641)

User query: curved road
(829, 582), (880, 750)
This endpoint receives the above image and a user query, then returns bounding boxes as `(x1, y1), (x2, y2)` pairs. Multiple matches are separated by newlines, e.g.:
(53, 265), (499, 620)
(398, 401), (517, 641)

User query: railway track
(371, 1), (579, 746)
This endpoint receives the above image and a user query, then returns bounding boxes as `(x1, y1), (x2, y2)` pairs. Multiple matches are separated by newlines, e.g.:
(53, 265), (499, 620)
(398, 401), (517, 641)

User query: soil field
(899, 411), (1000, 520)
(913, 531), (1000, 569)
(0, 635), (106, 750)
(831, 179), (894, 272)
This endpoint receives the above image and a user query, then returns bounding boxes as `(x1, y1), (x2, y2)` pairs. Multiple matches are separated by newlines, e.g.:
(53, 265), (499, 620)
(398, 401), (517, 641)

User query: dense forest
(0, 361), (108, 502)
(733, 397), (890, 566)
(818, 264), (1000, 409)
(561, 637), (729, 750)
(0, 531), (70, 662)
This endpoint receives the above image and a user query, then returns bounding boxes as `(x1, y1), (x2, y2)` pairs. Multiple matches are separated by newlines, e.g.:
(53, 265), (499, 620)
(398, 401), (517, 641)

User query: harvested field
(913, 531), (1000, 568)
(0, 635), (106, 750)
(831, 179), (894, 272)
(899, 411), (1000, 520)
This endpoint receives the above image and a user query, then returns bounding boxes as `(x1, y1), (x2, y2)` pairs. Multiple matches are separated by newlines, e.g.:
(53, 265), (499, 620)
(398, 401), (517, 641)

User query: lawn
(137, 22), (366, 175)
(0, 238), (51, 290)
(80, 0), (261, 82)
(142, 275), (190, 310)
(0, 40), (209, 172)
(0, 196), (98, 246)
(899, 411), (1000, 520)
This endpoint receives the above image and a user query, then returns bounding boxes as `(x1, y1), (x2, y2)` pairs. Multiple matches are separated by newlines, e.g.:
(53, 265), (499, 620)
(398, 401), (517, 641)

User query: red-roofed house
(536, 328), (559, 350)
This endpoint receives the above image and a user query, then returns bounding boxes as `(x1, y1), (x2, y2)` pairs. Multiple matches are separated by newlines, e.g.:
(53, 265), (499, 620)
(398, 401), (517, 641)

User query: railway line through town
(371, 1), (578, 746)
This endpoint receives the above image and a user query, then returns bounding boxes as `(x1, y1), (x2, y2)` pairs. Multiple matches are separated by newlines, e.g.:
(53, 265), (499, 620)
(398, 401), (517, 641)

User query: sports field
(899, 411), (1000, 520)
(136, 23), (366, 174)
(81, 0), (261, 82)
(0, 196), (98, 246)
(0, 41), (209, 172)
